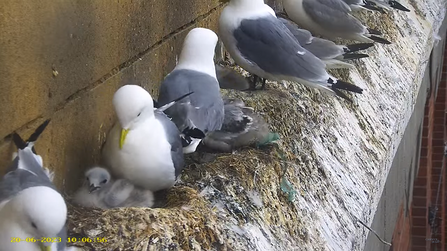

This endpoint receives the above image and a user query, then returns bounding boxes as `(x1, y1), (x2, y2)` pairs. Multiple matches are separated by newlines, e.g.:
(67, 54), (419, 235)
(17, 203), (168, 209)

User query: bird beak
(39, 243), (51, 251)
(119, 128), (129, 149)
(89, 184), (100, 193)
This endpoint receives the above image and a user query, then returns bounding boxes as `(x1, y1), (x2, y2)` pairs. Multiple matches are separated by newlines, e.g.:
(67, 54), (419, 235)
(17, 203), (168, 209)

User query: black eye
(31, 222), (37, 229)
(137, 112), (141, 117)
(86, 177), (90, 181)
(100, 179), (108, 184)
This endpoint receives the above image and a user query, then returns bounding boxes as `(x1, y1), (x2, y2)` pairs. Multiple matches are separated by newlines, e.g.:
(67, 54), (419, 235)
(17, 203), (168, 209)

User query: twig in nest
(357, 219), (392, 247)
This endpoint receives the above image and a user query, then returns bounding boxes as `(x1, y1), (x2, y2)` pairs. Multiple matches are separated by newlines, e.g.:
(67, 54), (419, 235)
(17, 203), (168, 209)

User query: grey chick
(203, 98), (279, 152)
(215, 64), (251, 90)
(73, 166), (154, 209)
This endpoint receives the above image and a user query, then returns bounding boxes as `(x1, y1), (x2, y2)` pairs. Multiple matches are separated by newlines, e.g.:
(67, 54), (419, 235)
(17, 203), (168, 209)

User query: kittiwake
(278, 14), (374, 69)
(367, 0), (410, 12)
(218, 0), (364, 101)
(342, 0), (386, 12)
(101, 85), (184, 192)
(283, 0), (392, 44)
(158, 28), (225, 153)
(203, 98), (278, 152)
(0, 120), (68, 251)
(73, 166), (154, 209)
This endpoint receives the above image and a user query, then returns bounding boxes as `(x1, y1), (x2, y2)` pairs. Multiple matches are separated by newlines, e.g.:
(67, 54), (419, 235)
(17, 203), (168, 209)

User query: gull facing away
(101, 85), (184, 192)
(218, 0), (363, 101)
(0, 120), (68, 251)
(203, 98), (278, 152)
(283, 0), (392, 44)
(158, 28), (225, 153)
(278, 15), (374, 69)
(73, 167), (154, 209)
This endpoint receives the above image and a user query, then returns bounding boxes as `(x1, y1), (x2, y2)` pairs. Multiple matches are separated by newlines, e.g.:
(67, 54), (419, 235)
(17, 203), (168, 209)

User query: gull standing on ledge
(218, 0), (363, 101)
(0, 120), (68, 251)
(158, 28), (224, 153)
(283, 0), (392, 44)
(101, 85), (184, 192)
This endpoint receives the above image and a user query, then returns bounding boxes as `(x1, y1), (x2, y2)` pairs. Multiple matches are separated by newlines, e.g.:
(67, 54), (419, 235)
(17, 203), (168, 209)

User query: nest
(67, 81), (328, 250)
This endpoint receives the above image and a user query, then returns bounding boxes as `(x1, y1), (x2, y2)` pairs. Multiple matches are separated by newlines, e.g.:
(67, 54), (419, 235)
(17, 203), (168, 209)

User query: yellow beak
(39, 243), (51, 251)
(119, 128), (129, 149)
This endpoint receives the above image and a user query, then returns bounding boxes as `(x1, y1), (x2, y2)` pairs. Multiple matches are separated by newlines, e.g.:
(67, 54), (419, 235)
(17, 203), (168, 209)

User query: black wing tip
(345, 43), (375, 52)
(363, 4), (386, 13)
(12, 133), (27, 150)
(153, 99), (160, 108)
(367, 28), (382, 36)
(27, 119), (51, 142)
(389, 1), (411, 12)
(331, 79), (364, 94)
(342, 53), (369, 60)
(183, 127), (206, 139)
(332, 87), (354, 103)
(369, 35), (392, 44)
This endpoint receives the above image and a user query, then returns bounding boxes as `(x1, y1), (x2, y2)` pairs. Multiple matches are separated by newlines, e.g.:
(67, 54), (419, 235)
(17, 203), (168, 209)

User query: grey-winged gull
(203, 98), (279, 152)
(283, 0), (392, 44)
(0, 120), (68, 251)
(157, 28), (225, 153)
(73, 166), (154, 209)
(101, 85), (184, 192)
(218, 0), (363, 101)
(278, 14), (374, 69)
(342, 0), (385, 12)
(367, 0), (410, 12)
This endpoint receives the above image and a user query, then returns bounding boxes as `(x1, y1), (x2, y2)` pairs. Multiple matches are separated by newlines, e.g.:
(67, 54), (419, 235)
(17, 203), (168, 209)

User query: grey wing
(155, 111), (185, 177)
(302, 0), (365, 34)
(343, 0), (362, 4)
(158, 70), (225, 132)
(315, 0), (352, 12)
(0, 167), (55, 204)
(302, 37), (344, 59)
(234, 15), (328, 82)
(278, 17), (313, 45)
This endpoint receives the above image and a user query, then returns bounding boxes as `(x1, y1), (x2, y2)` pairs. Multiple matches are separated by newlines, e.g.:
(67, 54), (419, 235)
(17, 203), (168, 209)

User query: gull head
(85, 167), (111, 193)
(175, 28), (218, 78)
(0, 186), (67, 251)
(112, 85), (154, 148)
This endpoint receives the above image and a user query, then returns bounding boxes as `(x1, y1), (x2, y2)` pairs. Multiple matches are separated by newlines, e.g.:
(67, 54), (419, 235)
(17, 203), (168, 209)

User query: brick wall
(392, 42), (447, 250)
(0, 0), (224, 192)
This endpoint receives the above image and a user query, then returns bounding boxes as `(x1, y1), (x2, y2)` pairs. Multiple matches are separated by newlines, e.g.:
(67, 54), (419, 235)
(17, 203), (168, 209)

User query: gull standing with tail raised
(218, 0), (363, 101)
(101, 85), (184, 192)
(158, 28), (225, 153)
(283, 0), (392, 44)
(0, 120), (68, 251)
(277, 14), (374, 69)
(73, 166), (154, 209)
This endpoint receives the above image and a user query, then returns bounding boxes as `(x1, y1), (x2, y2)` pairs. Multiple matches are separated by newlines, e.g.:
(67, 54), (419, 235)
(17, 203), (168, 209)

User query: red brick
(418, 167), (428, 177)
(412, 226), (427, 237)
(413, 207), (428, 217)
(413, 187), (427, 197)
(434, 124), (445, 133)
(419, 158), (428, 168)
(414, 177), (427, 187)
(421, 137), (429, 147)
(433, 132), (444, 139)
(421, 147), (429, 157)
(412, 236), (429, 246)
(412, 217), (427, 227)
(432, 153), (445, 161)
(433, 109), (446, 119)
(413, 196), (428, 207)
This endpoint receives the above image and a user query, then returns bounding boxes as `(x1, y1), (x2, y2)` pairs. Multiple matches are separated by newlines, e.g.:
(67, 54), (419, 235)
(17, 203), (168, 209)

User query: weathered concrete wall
(0, 0), (223, 192)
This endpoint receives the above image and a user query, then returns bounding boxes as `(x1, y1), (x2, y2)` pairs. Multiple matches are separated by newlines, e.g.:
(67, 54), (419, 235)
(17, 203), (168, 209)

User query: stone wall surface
(0, 0), (446, 250)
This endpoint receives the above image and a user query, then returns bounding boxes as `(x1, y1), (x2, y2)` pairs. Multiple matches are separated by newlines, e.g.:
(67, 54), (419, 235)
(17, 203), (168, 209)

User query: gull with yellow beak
(0, 120), (68, 251)
(101, 85), (185, 192)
